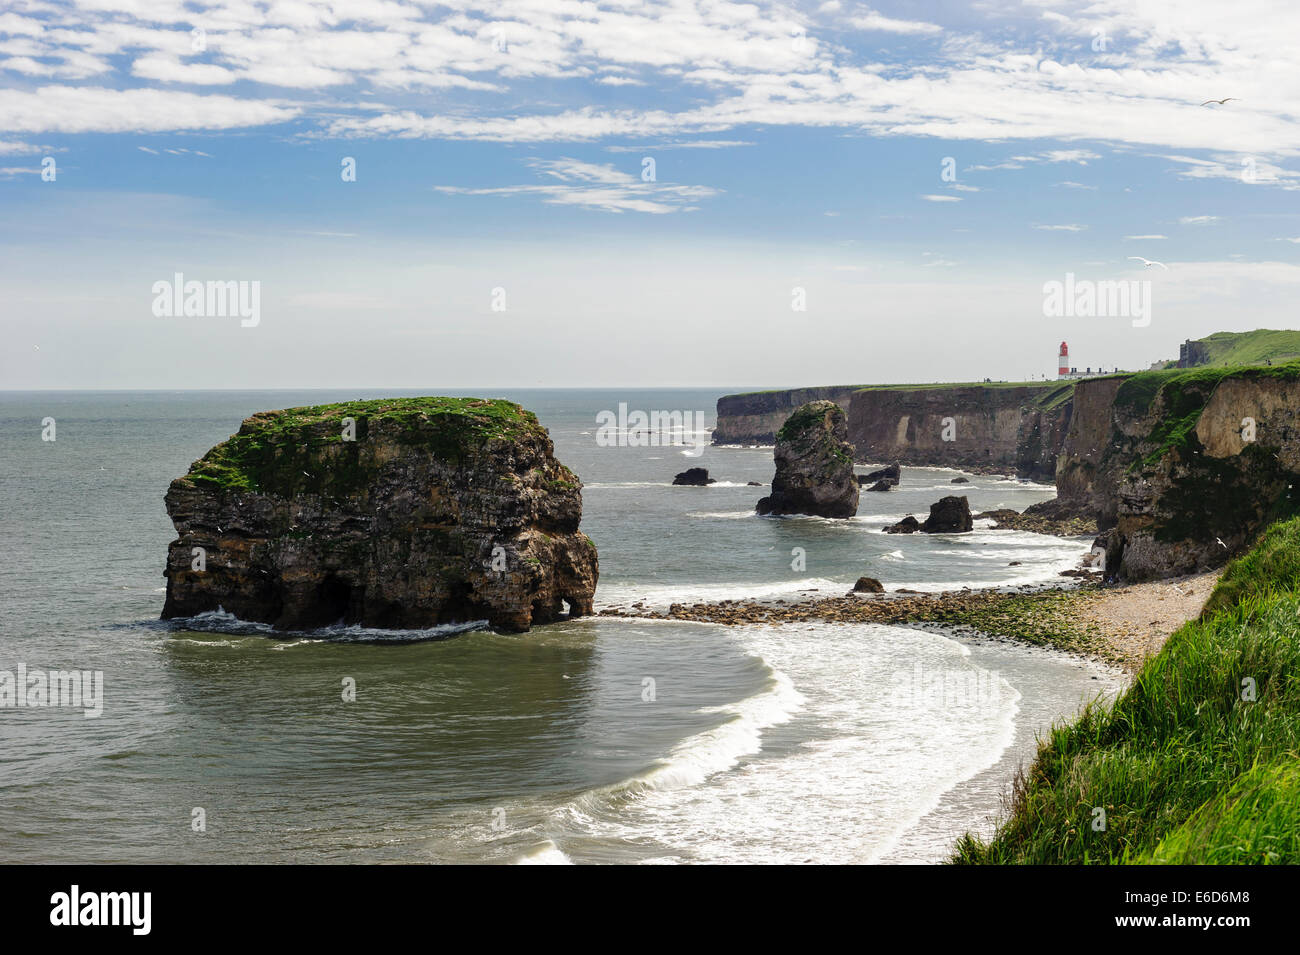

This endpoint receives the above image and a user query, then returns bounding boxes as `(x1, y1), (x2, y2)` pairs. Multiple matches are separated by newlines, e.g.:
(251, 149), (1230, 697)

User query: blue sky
(2, 0), (1299, 389)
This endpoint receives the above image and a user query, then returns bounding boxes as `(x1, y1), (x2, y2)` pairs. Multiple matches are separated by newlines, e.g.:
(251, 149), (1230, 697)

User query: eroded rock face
(161, 397), (598, 634)
(755, 401), (859, 518)
(1066, 368), (1300, 580)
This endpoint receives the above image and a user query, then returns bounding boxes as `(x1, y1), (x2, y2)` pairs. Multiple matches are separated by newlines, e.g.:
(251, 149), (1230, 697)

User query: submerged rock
(672, 467), (716, 486)
(865, 479), (896, 492)
(161, 397), (598, 634)
(755, 401), (859, 518)
(884, 515), (921, 534)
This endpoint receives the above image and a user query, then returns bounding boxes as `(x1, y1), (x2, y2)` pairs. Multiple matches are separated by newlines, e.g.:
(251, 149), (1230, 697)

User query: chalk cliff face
(716, 383), (1072, 479)
(847, 385), (1072, 479)
(161, 397), (598, 634)
(713, 386), (861, 445)
(756, 401), (859, 518)
(1059, 368), (1300, 579)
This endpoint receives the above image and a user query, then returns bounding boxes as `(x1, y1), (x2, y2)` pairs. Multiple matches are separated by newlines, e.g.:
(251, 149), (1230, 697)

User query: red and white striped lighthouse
(1058, 341), (1070, 378)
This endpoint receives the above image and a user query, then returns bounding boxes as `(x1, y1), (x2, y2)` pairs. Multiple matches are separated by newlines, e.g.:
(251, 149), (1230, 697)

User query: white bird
(1200, 97), (1237, 107)
(1216, 537), (1227, 548)
(1128, 256), (1169, 270)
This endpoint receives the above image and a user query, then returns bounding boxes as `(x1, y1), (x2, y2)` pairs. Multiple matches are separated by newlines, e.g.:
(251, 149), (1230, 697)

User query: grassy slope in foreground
(953, 516), (1300, 864)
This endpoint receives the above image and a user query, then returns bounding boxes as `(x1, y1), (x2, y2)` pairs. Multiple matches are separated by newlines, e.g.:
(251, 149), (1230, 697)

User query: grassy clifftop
(185, 397), (544, 494)
(1178, 329), (1300, 368)
(954, 516), (1300, 864)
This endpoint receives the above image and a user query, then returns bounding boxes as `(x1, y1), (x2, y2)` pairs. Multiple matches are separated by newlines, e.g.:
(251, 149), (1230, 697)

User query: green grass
(953, 515), (1300, 864)
(185, 396), (544, 495)
(1180, 329), (1300, 368)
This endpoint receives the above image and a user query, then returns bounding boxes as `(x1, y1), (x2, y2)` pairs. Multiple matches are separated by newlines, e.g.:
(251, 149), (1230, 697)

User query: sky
(2, 0), (1299, 390)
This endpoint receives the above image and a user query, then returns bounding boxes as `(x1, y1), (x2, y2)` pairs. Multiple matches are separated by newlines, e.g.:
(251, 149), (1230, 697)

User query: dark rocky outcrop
(884, 515), (921, 534)
(951, 476), (969, 484)
(887, 498), (973, 533)
(755, 401), (859, 518)
(975, 502), (1098, 536)
(852, 576), (884, 593)
(858, 462), (901, 484)
(672, 467), (715, 486)
(865, 479), (896, 492)
(161, 397), (598, 634)
(920, 495), (973, 533)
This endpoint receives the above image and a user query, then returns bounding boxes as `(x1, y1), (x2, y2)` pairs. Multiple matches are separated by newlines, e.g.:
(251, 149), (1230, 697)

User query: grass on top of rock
(775, 401), (838, 441)
(186, 397), (545, 494)
(953, 514), (1300, 865)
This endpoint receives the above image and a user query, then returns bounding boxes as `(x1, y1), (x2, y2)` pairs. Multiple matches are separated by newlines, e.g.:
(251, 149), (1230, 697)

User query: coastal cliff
(715, 382), (1072, 479)
(713, 385), (862, 445)
(1056, 366), (1300, 579)
(161, 397), (598, 633)
(848, 383), (1072, 479)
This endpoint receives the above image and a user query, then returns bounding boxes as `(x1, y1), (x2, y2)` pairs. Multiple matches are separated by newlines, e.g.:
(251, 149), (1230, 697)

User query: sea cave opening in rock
(312, 574), (353, 627)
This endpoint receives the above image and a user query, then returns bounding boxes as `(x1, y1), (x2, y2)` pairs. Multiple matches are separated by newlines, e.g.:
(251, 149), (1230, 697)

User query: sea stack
(161, 397), (598, 634)
(756, 400), (859, 518)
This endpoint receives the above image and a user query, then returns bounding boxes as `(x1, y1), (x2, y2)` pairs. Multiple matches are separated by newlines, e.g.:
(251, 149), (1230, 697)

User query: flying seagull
(1128, 256), (1169, 270)
(1200, 97), (1237, 106)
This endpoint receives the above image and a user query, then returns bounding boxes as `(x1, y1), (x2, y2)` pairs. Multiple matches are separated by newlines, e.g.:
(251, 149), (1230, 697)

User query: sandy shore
(600, 570), (1222, 673)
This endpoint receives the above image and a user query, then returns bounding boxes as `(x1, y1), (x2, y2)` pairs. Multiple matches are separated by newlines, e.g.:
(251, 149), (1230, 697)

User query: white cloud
(606, 140), (755, 152)
(1124, 234), (1167, 240)
(848, 10), (942, 35)
(3, 0), (1300, 160)
(920, 194), (961, 202)
(1179, 215), (1219, 225)
(1034, 224), (1086, 231)
(0, 86), (298, 134)
(434, 157), (718, 213)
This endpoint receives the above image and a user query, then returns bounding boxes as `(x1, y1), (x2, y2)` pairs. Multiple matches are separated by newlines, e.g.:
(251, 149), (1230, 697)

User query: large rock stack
(756, 400), (859, 518)
(161, 397), (598, 633)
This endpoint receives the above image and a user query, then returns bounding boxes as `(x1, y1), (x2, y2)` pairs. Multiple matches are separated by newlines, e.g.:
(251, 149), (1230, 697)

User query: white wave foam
(598, 577), (841, 609)
(513, 840), (574, 865)
(574, 667), (805, 810)
(168, 608), (488, 643)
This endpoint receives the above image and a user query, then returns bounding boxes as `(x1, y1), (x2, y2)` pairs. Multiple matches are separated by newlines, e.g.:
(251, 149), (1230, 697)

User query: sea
(0, 388), (1122, 864)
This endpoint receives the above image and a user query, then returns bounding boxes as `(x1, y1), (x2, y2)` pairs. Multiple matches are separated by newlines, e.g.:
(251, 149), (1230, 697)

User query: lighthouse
(1058, 341), (1070, 378)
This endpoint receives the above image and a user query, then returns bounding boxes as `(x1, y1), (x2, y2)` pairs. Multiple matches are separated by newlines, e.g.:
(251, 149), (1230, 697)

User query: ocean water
(0, 389), (1120, 863)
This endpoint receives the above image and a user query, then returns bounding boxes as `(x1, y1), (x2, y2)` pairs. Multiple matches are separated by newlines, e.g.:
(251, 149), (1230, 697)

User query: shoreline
(598, 570), (1220, 673)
